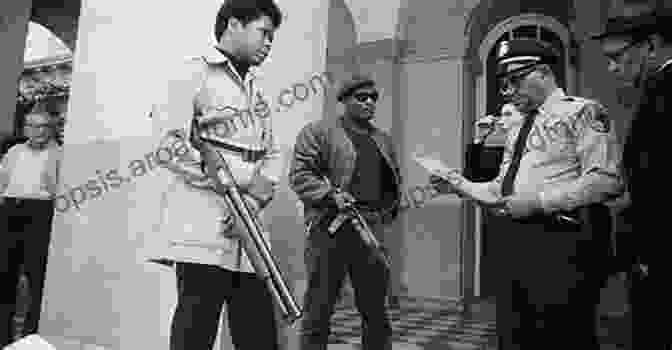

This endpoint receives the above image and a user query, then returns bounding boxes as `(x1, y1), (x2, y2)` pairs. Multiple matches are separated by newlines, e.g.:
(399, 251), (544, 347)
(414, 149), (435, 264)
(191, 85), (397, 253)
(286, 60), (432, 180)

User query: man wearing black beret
(593, 3), (672, 349)
(289, 73), (402, 349)
(431, 38), (623, 349)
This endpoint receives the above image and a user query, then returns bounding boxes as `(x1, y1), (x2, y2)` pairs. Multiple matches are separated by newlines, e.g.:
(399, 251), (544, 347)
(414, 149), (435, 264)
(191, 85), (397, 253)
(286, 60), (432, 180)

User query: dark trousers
(0, 197), (54, 346)
(169, 262), (278, 350)
(300, 220), (392, 350)
(492, 214), (603, 350)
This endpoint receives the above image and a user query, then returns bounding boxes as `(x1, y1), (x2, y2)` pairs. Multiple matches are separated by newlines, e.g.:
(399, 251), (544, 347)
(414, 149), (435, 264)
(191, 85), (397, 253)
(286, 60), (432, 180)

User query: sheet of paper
(412, 153), (458, 180)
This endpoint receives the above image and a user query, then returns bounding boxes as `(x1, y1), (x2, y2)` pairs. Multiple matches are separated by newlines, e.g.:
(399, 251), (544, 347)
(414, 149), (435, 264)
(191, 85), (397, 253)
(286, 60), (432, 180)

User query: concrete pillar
(38, 0), (329, 349)
(0, 1), (33, 137)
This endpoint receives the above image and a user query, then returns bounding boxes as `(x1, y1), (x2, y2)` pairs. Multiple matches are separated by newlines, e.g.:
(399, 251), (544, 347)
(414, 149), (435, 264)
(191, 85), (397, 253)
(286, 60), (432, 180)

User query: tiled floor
(13, 276), (631, 349)
(326, 295), (630, 349)
(328, 296), (496, 349)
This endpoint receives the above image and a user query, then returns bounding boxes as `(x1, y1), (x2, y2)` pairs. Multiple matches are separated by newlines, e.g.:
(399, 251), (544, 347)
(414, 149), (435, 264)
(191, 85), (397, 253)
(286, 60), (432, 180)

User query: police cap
(495, 38), (560, 79)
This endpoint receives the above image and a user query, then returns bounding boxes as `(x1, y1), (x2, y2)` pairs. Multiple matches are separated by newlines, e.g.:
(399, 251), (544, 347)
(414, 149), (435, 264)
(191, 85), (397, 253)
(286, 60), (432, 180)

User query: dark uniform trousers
(493, 205), (610, 350)
(0, 197), (55, 346)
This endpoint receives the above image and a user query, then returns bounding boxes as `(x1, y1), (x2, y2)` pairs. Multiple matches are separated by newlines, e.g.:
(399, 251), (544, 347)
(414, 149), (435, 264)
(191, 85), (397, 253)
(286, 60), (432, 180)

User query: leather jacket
(289, 115), (402, 230)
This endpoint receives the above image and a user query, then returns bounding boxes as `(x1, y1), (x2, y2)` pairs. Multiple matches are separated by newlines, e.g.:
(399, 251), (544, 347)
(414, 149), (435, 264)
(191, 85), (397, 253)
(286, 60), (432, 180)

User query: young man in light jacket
(149, 1), (284, 349)
(0, 102), (62, 346)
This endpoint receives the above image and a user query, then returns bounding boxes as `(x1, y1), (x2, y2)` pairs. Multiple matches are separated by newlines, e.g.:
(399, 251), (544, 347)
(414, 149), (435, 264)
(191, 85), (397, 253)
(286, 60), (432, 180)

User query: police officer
(592, 4), (672, 349)
(431, 38), (623, 349)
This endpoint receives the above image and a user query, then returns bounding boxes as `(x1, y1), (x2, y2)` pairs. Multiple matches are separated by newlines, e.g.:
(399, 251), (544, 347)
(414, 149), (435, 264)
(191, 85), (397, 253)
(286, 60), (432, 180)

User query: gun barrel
(199, 142), (303, 325)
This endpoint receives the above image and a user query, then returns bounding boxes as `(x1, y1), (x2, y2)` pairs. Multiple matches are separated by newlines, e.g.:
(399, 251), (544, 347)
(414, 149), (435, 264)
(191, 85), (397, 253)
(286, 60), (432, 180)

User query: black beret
(495, 38), (560, 79)
(590, 7), (672, 41)
(336, 74), (376, 102)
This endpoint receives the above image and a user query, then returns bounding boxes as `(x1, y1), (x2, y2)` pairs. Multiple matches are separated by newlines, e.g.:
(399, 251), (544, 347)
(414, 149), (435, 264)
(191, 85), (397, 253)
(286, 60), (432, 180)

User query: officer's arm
(539, 103), (624, 212)
(443, 131), (512, 205)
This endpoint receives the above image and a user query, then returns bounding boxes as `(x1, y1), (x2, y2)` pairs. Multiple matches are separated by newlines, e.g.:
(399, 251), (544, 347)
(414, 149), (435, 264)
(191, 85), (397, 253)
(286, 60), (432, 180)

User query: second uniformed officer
(431, 38), (623, 349)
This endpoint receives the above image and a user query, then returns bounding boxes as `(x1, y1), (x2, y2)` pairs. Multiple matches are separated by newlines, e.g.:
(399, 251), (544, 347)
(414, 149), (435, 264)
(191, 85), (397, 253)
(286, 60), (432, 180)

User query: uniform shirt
(468, 88), (622, 212)
(0, 141), (61, 199)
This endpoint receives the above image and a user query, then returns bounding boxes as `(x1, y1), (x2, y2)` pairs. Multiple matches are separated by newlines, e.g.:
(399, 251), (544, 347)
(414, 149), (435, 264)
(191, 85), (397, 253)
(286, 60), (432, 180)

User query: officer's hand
(499, 191), (543, 219)
(332, 191), (356, 210)
(474, 115), (499, 143)
(429, 175), (456, 194)
(430, 169), (464, 195)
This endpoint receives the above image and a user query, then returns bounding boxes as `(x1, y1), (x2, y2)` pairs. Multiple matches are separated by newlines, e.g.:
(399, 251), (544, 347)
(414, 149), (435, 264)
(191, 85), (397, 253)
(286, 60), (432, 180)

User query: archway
(0, 0), (80, 145)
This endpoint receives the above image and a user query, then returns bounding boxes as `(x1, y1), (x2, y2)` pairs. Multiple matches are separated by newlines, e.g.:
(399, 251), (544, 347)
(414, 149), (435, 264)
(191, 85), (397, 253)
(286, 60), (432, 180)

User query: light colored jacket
(149, 47), (283, 272)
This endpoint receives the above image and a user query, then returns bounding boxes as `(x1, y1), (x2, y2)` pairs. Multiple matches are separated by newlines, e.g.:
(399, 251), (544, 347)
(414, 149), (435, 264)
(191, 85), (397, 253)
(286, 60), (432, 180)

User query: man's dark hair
(214, 0), (283, 43)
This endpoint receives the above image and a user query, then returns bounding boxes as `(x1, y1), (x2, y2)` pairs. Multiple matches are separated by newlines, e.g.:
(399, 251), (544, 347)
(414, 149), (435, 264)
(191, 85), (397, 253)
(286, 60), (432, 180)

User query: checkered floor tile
(328, 296), (496, 349)
(327, 296), (630, 349)
(12, 279), (630, 349)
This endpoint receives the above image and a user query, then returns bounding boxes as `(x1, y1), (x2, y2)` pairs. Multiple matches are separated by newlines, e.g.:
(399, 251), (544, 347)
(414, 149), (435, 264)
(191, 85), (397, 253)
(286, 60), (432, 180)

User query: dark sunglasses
(353, 92), (379, 103)
(603, 39), (646, 63)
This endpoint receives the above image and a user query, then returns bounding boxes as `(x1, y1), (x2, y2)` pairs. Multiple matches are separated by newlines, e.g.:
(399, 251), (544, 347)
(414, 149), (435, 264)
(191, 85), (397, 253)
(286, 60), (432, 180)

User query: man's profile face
(599, 35), (647, 86)
(500, 64), (546, 113)
(226, 15), (276, 66)
(24, 113), (52, 148)
(344, 86), (378, 122)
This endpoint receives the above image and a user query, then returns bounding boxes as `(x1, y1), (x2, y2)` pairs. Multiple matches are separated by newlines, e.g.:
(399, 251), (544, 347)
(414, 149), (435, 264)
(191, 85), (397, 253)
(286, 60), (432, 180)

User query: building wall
(340, 0), (634, 304)
(0, 0), (635, 348)
(0, 1), (33, 137)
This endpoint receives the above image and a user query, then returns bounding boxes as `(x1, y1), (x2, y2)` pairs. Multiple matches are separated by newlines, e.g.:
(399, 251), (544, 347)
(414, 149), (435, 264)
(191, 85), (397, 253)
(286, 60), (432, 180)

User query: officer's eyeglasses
(25, 123), (50, 129)
(499, 66), (537, 96)
(353, 92), (379, 103)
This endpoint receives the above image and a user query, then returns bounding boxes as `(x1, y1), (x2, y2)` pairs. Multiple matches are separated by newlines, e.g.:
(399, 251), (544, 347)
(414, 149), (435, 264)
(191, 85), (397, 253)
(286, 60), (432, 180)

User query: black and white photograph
(2, 0), (666, 349)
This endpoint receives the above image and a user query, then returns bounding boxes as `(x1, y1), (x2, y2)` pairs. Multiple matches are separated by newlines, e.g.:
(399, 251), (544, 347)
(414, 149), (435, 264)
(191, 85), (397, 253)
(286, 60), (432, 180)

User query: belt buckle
(241, 149), (253, 162)
(243, 149), (264, 162)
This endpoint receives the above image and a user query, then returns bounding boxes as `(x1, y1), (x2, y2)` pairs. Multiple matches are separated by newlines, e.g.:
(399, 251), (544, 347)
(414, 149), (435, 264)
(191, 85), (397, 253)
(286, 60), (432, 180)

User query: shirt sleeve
(539, 102), (624, 212)
(288, 122), (333, 206)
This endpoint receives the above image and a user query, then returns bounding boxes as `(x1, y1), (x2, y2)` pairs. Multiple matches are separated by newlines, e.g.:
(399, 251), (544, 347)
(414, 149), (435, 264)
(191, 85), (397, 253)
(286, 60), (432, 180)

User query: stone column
(0, 1), (33, 137)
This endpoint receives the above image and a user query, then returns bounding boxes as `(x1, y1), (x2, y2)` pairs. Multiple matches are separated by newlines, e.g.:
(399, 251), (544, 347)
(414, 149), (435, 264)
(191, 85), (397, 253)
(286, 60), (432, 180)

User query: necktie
(501, 110), (537, 196)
